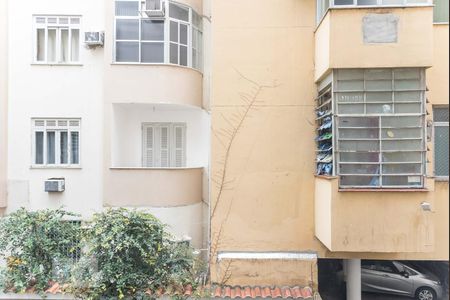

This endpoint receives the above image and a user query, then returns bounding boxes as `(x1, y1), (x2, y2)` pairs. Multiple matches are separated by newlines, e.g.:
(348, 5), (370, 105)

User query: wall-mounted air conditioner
(142, 0), (165, 17)
(45, 178), (65, 192)
(84, 31), (104, 47)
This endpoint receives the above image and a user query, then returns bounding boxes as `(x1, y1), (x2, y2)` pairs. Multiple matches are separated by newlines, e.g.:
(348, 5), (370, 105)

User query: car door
(361, 260), (386, 293)
(375, 261), (413, 296)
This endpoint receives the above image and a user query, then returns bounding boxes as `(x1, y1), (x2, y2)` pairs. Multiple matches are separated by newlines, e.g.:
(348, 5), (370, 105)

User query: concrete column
(345, 259), (361, 300)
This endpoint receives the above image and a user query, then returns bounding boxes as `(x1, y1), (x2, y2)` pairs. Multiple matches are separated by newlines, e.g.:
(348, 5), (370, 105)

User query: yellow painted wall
(0, 0), (7, 208)
(315, 7), (434, 80)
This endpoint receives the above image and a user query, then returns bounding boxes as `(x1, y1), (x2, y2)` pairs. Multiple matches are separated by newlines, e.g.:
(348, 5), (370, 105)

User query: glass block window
(434, 106), (449, 177)
(333, 68), (426, 188)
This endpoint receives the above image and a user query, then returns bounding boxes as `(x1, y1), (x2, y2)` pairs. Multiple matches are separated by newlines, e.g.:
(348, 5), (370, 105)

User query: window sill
(31, 63), (83, 67)
(433, 22), (449, 25)
(329, 4), (433, 9)
(110, 62), (203, 75)
(110, 166), (203, 170)
(434, 177), (449, 182)
(315, 174), (339, 180)
(30, 165), (82, 169)
(338, 188), (429, 192)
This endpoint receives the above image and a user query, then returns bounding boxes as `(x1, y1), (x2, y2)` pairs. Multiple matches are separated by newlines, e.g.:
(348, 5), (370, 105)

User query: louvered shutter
(143, 126), (154, 167)
(174, 125), (185, 167)
(160, 126), (170, 167)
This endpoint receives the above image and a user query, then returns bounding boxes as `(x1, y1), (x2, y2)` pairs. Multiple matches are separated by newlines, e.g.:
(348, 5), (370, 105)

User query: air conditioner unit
(45, 178), (65, 193)
(84, 31), (104, 46)
(142, 0), (165, 17)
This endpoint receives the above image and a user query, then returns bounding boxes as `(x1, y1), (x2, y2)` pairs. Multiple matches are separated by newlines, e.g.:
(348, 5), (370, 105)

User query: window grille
(433, 106), (449, 178)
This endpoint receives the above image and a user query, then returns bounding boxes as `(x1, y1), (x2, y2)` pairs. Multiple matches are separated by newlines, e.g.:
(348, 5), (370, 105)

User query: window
(330, 0), (430, 6)
(142, 123), (186, 167)
(32, 119), (81, 167)
(316, 68), (427, 188)
(434, 106), (449, 178)
(34, 16), (81, 64)
(434, 0), (449, 23)
(114, 1), (203, 70)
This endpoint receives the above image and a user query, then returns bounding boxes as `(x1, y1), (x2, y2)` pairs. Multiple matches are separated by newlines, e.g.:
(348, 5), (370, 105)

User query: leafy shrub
(0, 208), (81, 293)
(71, 208), (198, 300)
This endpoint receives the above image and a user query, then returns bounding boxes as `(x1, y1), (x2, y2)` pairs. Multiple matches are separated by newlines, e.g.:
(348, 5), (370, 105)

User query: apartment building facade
(0, 0), (448, 299)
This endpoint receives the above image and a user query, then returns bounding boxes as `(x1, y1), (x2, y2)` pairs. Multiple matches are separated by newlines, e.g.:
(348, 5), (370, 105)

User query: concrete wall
(0, 0), (7, 210)
(6, 0), (104, 219)
(315, 7), (434, 80)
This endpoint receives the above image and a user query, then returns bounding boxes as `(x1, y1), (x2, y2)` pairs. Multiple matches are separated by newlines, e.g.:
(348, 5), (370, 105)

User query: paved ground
(362, 292), (413, 300)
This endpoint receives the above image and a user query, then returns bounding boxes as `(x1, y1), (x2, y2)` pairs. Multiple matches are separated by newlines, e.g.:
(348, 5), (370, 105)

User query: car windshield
(393, 261), (418, 276)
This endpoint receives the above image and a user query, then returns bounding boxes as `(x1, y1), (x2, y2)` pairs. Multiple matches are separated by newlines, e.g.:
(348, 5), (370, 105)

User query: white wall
(112, 104), (210, 168)
(7, 0), (104, 218)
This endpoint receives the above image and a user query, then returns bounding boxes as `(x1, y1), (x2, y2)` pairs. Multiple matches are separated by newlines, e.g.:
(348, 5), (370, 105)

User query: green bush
(70, 208), (199, 300)
(0, 208), (81, 293)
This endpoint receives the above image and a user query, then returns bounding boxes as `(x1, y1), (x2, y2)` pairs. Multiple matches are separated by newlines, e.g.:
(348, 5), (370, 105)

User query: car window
(362, 260), (377, 270)
(375, 261), (397, 273)
(393, 261), (418, 276)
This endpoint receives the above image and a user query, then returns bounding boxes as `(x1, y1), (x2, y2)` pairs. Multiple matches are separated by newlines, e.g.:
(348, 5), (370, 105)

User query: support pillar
(345, 259), (361, 300)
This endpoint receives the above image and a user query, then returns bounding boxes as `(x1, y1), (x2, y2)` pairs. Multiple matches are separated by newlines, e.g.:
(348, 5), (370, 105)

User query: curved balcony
(104, 167), (203, 207)
(104, 65), (203, 108)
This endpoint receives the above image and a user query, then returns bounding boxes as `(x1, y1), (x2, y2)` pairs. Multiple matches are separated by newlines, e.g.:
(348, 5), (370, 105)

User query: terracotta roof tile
(212, 286), (314, 299)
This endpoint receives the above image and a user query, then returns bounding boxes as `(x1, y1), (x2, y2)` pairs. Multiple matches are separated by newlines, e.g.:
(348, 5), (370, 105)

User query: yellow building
(210, 0), (449, 298)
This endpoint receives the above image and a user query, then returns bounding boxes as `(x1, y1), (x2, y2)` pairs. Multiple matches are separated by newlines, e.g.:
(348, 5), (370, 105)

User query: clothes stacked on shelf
(316, 101), (333, 176)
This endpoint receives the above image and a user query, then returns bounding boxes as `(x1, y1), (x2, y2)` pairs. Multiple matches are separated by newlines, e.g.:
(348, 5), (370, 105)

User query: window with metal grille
(433, 106), (449, 178)
(142, 123), (186, 167)
(32, 118), (81, 167)
(332, 68), (426, 188)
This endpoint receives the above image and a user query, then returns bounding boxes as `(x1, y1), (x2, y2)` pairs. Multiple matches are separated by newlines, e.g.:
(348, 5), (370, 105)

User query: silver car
(360, 260), (444, 300)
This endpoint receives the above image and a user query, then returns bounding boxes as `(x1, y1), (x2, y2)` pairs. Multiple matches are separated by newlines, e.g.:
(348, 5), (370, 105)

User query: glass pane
(71, 132), (79, 164)
(170, 21), (178, 42)
(366, 92), (392, 102)
(382, 116), (422, 127)
(337, 69), (364, 80)
(394, 68), (421, 79)
(338, 117), (379, 128)
(338, 104), (364, 114)
(407, 0), (428, 3)
(339, 128), (379, 139)
(37, 29), (45, 61)
(339, 140), (379, 151)
(394, 79), (421, 90)
(433, 107), (449, 122)
(116, 19), (139, 40)
(382, 0), (405, 4)
(394, 91), (421, 102)
(383, 163), (422, 174)
(382, 152), (422, 162)
(395, 103), (422, 114)
(382, 140), (423, 151)
(169, 3), (189, 21)
(71, 29), (80, 62)
(180, 45), (188, 66)
(116, 42), (139, 62)
(47, 132), (56, 164)
(366, 69), (392, 80)
(170, 43), (178, 64)
(59, 18), (69, 24)
(435, 126), (449, 176)
(192, 10), (202, 28)
(70, 18), (80, 24)
(141, 43), (164, 63)
(141, 20), (164, 41)
(47, 29), (57, 62)
(61, 29), (69, 62)
(357, 0), (378, 4)
(35, 132), (44, 164)
(340, 164), (380, 174)
(382, 176), (422, 186)
(366, 104), (393, 114)
(337, 80), (364, 91)
(340, 175), (380, 187)
(336, 92), (364, 103)
(382, 128), (422, 139)
(180, 24), (188, 45)
(115, 1), (139, 16)
(60, 131), (68, 164)
(434, 0), (449, 22)
(366, 80), (392, 91)
(340, 152), (380, 162)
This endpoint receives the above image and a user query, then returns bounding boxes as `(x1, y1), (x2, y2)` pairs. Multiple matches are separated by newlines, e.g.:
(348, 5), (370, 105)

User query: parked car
(338, 260), (444, 300)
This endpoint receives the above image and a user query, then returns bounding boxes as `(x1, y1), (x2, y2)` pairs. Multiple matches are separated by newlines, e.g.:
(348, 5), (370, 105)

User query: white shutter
(174, 125), (185, 167)
(143, 126), (154, 167)
(160, 126), (169, 167)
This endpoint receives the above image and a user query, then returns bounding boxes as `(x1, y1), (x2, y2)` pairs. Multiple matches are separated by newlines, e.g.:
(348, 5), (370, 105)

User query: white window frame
(433, 106), (449, 180)
(31, 119), (81, 168)
(113, 0), (202, 71)
(33, 15), (81, 64)
(330, 68), (427, 189)
(142, 122), (186, 168)
(329, 0), (432, 7)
